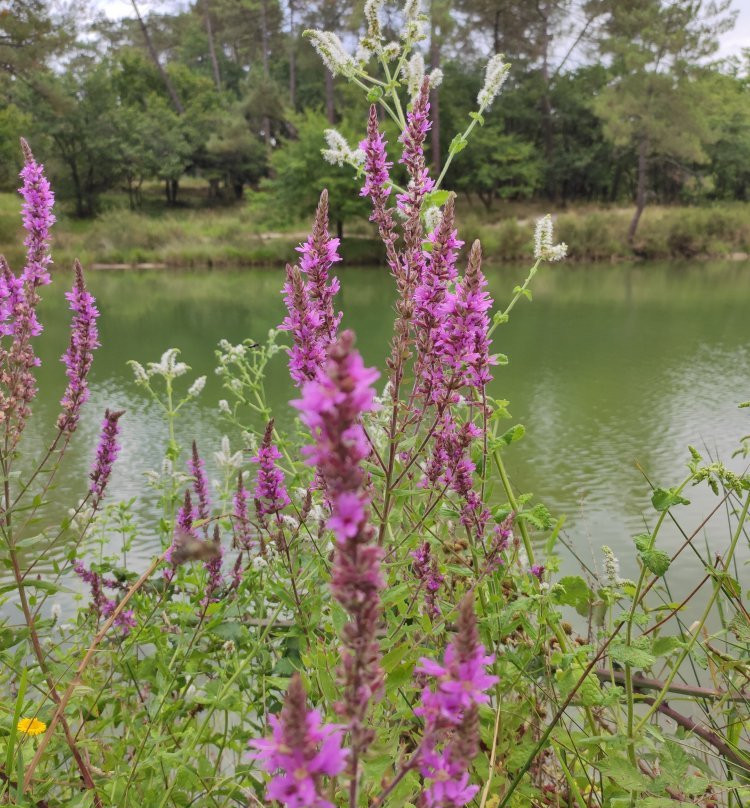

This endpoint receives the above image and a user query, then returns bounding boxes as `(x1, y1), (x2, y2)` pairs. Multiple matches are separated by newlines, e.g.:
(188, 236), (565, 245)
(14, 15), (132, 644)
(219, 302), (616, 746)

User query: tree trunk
(261, 0), (271, 147)
(289, 0), (297, 109)
(628, 136), (648, 243)
(429, 2), (441, 175)
(538, 2), (554, 198)
(493, 9), (500, 53)
(204, 0), (222, 91)
(131, 0), (185, 115)
(325, 70), (335, 124)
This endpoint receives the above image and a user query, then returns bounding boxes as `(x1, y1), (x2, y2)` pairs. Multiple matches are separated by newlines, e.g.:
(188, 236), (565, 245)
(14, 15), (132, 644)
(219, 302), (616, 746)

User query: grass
(1, 187), (748, 269)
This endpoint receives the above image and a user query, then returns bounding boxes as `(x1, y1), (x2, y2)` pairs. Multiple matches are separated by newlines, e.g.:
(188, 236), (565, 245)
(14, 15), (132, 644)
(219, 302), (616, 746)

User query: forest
(1, 0), (749, 247)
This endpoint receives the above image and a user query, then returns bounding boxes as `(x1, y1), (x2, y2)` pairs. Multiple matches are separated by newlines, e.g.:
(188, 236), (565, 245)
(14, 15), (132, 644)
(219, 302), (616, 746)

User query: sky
(94, 0), (750, 60)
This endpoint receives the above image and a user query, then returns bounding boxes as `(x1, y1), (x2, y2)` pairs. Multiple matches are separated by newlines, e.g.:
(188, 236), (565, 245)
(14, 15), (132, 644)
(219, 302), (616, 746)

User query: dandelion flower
(17, 717), (46, 736)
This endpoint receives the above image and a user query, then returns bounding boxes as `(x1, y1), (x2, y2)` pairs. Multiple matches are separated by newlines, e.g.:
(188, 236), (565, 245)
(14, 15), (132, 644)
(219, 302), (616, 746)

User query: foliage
(0, 9), (749, 808)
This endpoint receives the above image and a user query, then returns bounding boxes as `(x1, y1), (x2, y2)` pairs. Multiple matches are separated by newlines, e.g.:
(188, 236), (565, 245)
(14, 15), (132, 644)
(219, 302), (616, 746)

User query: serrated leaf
(633, 533), (651, 552)
(651, 487), (690, 511)
(650, 636), (683, 658)
(551, 576), (592, 616)
(600, 755), (651, 790)
(449, 134), (468, 154)
(500, 424), (525, 446)
(640, 548), (670, 576)
(609, 638), (655, 669)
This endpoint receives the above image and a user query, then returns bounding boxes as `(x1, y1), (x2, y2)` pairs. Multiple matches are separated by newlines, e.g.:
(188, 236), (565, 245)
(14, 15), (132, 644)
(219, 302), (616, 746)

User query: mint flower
(534, 214), (568, 262)
(477, 54), (511, 110)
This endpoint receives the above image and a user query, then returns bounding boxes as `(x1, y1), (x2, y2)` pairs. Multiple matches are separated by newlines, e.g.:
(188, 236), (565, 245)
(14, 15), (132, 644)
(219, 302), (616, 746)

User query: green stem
(634, 489), (750, 735)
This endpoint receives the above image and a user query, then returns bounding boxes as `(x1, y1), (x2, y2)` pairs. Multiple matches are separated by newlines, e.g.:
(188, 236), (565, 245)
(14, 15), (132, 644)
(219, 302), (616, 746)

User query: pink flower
(415, 594), (496, 805)
(57, 261), (100, 433)
(251, 420), (290, 520)
(89, 409), (124, 504)
(250, 674), (347, 808)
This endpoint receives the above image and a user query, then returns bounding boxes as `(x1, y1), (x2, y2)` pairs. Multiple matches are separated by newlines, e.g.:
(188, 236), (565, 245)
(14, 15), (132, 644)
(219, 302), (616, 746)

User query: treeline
(1, 0), (749, 230)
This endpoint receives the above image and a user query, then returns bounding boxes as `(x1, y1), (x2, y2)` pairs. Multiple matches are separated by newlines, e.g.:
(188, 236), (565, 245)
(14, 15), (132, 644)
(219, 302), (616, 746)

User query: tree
(204, 108), (267, 198)
(262, 108), (369, 236)
(452, 127), (541, 208)
(590, 0), (736, 241)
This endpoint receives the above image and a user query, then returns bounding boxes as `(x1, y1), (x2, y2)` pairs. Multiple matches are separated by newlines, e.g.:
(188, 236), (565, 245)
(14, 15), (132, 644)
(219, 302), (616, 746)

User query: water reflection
(21, 261), (750, 607)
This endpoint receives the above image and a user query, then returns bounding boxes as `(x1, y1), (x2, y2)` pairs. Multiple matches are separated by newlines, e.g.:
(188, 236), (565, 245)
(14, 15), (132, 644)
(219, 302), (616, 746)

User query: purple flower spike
(297, 189), (342, 344)
(280, 263), (326, 386)
(232, 471), (253, 551)
(414, 197), (463, 405)
(530, 564), (545, 581)
(411, 541), (444, 618)
(74, 560), (134, 635)
(280, 191), (342, 388)
(188, 440), (211, 529)
(0, 257), (25, 337)
(250, 673), (347, 808)
(89, 409), (124, 504)
(58, 261), (100, 433)
(292, 331), (384, 759)
(0, 141), (56, 443)
(202, 524), (224, 604)
(19, 138), (55, 295)
(360, 106), (399, 279)
(415, 593), (497, 807)
(359, 107), (392, 210)
(252, 419), (290, 522)
(438, 240), (495, 389)
(397, 79), (435, 221)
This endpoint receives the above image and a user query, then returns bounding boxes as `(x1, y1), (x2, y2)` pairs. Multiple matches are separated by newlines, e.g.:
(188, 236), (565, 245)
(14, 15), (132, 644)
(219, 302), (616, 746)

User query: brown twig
(23, 551), (167, 793)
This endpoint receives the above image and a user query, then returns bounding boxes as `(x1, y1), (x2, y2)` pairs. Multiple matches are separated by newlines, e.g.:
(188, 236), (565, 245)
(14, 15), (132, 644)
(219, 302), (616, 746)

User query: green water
(23, 261), (750, 599)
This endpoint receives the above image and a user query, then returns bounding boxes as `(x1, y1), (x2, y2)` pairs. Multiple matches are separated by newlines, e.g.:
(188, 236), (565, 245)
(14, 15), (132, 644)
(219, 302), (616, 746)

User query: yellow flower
(17, 717), (46, 736)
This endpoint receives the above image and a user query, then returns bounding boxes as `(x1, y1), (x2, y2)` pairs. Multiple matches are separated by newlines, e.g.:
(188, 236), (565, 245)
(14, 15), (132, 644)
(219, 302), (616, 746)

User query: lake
(21, 260), (750, 613)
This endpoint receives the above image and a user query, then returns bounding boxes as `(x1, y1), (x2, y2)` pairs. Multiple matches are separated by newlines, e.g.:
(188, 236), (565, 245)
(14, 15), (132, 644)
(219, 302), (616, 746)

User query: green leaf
(423, 189), (452, 208)
(640, 548), (670, 576)
(499, 424), (525, 446)
(633, 533), (651, 552)
(650, 636), (683, 658)
(551, 576), (593, 616)
(600, 754), (651, 790)
(449, 134), (468, 155)
(651, 487), (690, 511)
(609, 637), (655, 669)
(366, 86), (383, 102)
(382, 643), (411, 673)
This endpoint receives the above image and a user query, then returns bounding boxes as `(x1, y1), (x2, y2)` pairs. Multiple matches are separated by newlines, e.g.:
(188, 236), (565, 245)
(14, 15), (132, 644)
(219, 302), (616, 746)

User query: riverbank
(1, 192), (748, 268)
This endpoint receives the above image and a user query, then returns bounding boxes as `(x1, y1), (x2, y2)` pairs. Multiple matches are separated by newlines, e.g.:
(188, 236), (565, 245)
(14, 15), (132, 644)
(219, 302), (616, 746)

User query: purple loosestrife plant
(297, 189), (342, 344)
(89, 409), (124, 506)
(188, 440), (211, 530)
(280, 192), (342, 387)
(232, 470), (253, 550)
(292, 331), (384, 786)
(252, 419), (290, 523)
(415, 594), (498, 807)
(73, 561), (136, 635)
(1, 141), (56, 443)
(411, 541), (444, 618)
(281, 263), (326, 387)
(58, 261), (100, 433)
(250, 673), (347, 808)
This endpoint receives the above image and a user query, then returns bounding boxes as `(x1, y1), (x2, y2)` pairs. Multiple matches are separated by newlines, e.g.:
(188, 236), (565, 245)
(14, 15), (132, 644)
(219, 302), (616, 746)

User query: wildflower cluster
(416, 594), (498, 807)
(250, 674), (347, 808)
(280, 191), (342, 386)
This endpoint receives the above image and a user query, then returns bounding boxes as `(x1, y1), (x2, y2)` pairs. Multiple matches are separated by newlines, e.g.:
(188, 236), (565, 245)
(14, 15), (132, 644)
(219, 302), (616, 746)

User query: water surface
(21, 261), (750, 611)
